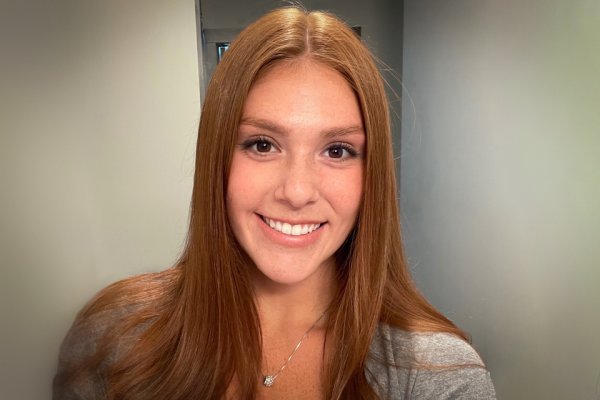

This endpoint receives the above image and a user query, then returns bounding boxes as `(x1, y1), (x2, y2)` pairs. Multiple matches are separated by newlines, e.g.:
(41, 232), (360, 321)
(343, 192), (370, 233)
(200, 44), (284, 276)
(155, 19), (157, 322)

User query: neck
(252, 260), (337, 331)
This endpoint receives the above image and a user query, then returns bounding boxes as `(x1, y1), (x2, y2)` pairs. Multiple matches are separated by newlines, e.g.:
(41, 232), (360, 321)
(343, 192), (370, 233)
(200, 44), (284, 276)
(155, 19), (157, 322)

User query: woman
(54, 7), (496, 400)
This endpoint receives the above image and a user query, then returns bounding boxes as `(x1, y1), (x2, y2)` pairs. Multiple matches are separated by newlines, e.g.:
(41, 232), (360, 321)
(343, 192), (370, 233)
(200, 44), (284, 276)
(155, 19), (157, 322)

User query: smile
(259, 215), (325, 236)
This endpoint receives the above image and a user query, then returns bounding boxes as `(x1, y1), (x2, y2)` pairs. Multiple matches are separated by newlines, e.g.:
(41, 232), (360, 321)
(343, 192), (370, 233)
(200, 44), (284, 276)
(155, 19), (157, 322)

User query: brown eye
(323, 143), (359, 161)
(328, 146), (344, 159)
(240, 136), (277, 155)
(256, 140), (272, 153)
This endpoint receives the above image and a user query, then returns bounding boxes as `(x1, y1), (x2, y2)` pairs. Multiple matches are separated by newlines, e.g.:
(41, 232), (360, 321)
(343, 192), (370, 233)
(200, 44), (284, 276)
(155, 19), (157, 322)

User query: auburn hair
(67, 7), (466, 400)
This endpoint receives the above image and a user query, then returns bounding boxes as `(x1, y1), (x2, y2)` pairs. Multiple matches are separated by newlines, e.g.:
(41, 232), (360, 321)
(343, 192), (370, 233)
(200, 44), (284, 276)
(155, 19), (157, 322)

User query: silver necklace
(262, 312), (326, 387)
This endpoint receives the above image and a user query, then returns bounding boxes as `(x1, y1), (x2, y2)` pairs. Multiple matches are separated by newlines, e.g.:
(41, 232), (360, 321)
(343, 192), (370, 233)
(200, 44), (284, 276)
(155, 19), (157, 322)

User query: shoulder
(53, 303), (132, 399)
(367, 324), (496, 399)
(53, 270), (173, 399)
(369, 324), (484, 367)
(378, 324), (485, 366)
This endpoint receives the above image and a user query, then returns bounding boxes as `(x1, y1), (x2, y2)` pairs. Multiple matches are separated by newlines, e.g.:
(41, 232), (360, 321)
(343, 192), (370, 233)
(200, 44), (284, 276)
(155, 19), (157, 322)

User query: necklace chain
(262, 312), (326, 387)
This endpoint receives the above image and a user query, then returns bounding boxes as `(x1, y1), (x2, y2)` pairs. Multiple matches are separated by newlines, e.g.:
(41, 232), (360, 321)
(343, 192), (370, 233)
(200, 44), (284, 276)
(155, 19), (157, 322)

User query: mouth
(257, 214), (327, 236)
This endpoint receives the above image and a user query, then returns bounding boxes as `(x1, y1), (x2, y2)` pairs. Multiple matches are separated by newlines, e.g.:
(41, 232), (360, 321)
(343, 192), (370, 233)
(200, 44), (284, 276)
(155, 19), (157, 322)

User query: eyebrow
(240, 117), (287, 135)
(240, 117), (364, 138)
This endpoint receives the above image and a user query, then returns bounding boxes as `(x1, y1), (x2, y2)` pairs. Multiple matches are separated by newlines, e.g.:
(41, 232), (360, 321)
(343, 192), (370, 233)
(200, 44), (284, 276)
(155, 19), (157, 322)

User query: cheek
(227, 155), (249, 219)
(322, 167), (363, 217)
(227, 154), (269, 214)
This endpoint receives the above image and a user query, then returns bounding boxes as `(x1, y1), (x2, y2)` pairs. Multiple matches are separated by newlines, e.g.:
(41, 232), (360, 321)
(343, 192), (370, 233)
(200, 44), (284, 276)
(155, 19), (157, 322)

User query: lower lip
(255, 214), (325, 248)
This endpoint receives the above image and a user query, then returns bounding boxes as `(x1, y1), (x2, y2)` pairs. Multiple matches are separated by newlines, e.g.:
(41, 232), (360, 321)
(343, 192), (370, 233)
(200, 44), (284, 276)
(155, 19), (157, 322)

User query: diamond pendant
(263, 375), (275, 387)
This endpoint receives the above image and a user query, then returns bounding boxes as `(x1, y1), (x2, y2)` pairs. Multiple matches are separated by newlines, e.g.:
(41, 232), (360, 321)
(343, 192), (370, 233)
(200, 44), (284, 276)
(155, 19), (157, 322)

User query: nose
(274, 156), (320, 209)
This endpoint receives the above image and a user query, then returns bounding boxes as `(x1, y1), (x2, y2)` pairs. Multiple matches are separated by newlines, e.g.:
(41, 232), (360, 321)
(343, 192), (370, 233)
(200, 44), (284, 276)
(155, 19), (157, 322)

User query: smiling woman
(228, 61), (364, 287)
(53, 6), (495, 400)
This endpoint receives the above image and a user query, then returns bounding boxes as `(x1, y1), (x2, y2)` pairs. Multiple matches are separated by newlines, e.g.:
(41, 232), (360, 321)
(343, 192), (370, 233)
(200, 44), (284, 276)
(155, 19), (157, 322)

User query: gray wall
(401, 1), (600, 399)
(1, 1), (200, 398)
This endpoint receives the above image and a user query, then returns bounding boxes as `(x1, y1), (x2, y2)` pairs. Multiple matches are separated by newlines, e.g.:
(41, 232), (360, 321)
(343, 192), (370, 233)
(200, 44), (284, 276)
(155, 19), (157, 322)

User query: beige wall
(1, 1), (200, 398)
(401, 1), (600, 399)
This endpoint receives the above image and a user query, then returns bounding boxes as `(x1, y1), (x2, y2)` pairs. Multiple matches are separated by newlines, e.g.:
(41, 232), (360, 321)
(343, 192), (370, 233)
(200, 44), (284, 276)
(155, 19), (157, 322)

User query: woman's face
(227, 60), (364, 287)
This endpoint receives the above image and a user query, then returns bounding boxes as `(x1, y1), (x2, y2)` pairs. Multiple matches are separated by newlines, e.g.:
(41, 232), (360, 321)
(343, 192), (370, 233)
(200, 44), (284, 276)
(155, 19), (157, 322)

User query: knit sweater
(54, 309), (496, 399)
(366, 324), (496, 399)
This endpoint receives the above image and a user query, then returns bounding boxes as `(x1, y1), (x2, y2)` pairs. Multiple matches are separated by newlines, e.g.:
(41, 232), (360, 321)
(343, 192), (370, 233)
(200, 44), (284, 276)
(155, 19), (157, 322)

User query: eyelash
(239, 136), (360, 160)
(240, 136), (276, 153)
(328, 142), (360, 159)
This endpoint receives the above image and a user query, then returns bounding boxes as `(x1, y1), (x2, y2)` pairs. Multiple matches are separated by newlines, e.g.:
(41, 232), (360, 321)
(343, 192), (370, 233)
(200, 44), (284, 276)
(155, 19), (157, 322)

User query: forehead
(241, 60), (363, 132)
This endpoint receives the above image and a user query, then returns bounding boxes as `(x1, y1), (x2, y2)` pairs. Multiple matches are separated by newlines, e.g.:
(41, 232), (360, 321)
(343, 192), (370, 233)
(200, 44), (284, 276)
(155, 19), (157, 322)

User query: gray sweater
(367, 324), (496, 399)
(55, 311), (496, 399)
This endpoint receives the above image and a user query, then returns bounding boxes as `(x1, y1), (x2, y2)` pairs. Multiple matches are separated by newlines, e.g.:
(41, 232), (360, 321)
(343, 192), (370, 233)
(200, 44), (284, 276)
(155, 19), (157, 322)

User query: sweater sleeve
(367, 325), (497, 399)
(52, 310), (118, 400)
(408, 332), (496, 399)
(411, 367), (496, 399)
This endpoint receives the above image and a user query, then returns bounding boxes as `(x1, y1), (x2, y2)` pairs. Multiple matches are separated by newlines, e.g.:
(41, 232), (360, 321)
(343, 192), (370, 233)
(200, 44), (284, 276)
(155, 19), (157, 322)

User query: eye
(255, 140), (272, 153)
(240, 137), (278, 154)
(325, 143), (359, 160)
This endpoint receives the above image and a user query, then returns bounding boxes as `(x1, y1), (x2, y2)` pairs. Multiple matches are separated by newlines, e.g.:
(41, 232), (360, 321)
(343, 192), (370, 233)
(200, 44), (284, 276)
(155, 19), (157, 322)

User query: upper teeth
(262, 216), (322, 236)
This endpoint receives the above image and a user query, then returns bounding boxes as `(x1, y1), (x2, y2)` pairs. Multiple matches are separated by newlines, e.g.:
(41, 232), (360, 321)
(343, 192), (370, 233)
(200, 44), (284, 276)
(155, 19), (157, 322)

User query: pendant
(263, 375), (275, 387)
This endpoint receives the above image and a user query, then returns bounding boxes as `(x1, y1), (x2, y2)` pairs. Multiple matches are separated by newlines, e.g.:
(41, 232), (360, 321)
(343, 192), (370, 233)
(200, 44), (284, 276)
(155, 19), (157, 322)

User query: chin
(253, 258), (329, 286)
(257, 267), (313, 286)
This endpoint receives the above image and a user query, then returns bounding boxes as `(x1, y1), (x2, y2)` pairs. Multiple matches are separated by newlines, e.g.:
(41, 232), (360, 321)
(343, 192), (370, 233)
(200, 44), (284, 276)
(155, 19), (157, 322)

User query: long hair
(69, 7), (466, 400)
